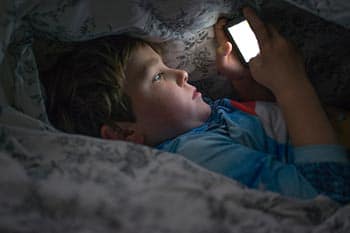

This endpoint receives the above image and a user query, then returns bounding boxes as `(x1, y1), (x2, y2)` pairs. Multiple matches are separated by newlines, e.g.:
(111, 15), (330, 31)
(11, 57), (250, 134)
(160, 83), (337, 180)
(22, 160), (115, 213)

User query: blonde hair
(41, 35), (153, 137)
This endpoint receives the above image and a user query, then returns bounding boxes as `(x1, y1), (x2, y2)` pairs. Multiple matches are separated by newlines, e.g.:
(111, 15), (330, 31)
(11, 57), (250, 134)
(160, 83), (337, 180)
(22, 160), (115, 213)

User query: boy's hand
(243, 7), (339, 146)
(244, 7), (309, 96)
(214, 17), (275, 101)
(214, 18), (249, 79)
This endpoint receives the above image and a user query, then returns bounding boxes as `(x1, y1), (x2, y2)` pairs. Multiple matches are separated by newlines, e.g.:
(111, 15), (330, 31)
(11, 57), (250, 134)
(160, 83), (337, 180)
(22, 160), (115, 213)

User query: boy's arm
(274, 79), (338, 146)
(243, 7), (338, 146)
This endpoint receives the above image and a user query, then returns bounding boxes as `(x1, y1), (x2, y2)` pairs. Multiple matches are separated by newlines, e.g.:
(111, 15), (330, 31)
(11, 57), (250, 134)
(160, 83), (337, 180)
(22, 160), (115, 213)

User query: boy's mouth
(192, 88), (202, 99)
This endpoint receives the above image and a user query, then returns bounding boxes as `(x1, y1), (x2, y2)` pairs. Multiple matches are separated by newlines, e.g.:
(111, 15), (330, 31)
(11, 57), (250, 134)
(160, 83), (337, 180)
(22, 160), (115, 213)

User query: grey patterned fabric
(0, 0), (349, 232)
(0, 126), (348, 233)
(285, 0), (350, 28)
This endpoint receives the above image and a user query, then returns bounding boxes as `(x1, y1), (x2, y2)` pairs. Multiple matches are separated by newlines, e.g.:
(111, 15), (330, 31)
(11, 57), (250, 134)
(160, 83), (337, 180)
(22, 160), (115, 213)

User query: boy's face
(124, 45), (211, 145)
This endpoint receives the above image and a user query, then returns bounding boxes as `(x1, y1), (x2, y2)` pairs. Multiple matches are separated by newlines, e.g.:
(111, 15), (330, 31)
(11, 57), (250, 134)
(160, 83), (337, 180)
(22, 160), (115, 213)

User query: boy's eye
(152, 72), (164, 83)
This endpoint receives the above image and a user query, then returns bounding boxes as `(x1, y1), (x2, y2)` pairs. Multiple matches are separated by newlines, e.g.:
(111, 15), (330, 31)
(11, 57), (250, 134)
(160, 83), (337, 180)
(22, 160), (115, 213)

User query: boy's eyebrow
(141, 57), (161, 76)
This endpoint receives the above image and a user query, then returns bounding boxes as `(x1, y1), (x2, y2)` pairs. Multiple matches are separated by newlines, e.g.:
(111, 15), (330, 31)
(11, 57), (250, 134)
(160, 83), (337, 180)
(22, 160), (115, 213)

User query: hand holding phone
(241, 7), (308, 95)
(215, 18), (250, 80)
(240, 8), (339, 147)
(224, 14), (260, 65)
(214, 16), (275, 101)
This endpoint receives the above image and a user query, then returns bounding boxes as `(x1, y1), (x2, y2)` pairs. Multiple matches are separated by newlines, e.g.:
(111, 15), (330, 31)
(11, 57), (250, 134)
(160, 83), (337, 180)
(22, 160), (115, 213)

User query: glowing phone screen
(227, 20), (260, 62)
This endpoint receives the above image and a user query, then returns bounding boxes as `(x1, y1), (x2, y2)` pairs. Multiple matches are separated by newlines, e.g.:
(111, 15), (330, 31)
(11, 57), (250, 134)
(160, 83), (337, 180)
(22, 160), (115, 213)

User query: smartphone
(224, 18), (260, 65)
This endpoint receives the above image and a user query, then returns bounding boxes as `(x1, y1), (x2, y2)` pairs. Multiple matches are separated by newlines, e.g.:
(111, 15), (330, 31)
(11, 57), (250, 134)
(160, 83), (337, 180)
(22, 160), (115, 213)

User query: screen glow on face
(227, 20), (260, 62)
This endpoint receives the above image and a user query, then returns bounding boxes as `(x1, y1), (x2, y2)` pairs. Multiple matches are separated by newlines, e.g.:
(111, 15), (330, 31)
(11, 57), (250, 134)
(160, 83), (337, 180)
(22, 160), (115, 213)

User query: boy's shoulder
(210, 98), (288, 144)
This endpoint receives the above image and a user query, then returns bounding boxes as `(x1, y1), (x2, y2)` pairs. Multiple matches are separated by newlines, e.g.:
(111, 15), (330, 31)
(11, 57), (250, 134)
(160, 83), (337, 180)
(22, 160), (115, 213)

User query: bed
(0, 0), (350, 232)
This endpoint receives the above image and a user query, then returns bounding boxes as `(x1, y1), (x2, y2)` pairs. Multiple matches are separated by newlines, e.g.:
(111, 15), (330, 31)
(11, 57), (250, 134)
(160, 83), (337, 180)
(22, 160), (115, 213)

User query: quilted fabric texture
(32, 0), (350, 107)
(0, 0), (349, 232)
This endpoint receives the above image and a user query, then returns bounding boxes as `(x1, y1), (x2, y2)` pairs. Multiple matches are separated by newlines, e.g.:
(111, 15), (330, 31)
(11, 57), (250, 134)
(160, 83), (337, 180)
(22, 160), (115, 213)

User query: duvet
(0, 0), (349, 232)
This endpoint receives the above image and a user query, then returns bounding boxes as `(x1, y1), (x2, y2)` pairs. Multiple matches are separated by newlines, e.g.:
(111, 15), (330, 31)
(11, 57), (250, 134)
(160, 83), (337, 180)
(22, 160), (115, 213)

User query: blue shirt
(157, 99), (349, 203)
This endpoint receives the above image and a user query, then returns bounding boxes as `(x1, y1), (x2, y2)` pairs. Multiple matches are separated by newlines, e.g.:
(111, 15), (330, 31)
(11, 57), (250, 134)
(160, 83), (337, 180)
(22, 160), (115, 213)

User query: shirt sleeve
(171, 132), (319, 200)
(291, 144), (350, 204)
(296, 162), (350, 204)
(291, 144), (349, 164)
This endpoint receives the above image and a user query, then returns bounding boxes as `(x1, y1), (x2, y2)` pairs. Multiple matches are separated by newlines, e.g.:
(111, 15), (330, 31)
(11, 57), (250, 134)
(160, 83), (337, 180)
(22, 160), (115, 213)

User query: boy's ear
(100, 123), (144, 144)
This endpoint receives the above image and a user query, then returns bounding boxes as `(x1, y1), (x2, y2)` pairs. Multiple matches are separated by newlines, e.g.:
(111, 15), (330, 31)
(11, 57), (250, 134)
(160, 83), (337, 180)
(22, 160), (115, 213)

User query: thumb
(217, 41), (232, 57)
(216, 41), (232, 71)
(216, 41), (247, 79)
(248, 55), (263, 79)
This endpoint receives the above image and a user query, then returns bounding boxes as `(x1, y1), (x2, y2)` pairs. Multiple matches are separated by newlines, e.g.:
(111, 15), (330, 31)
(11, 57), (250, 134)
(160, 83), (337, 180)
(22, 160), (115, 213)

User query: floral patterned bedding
(0, 0), (349, 232)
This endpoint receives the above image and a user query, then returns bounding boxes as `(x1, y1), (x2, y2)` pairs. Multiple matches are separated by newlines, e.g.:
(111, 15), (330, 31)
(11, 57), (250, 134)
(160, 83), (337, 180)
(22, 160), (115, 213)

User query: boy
(42, 8), (349, 203)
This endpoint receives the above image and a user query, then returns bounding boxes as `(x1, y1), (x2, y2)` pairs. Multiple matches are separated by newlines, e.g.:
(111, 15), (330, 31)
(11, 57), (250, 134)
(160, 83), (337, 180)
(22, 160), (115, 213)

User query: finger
(267, 24), (280, 38)
(216, 40), (242, 66)
(216, 41), (247, 79)
(215, 17), (227, 29)
(248, 54), (263, 75)
(267, 23), (296, 51)
(216, 41), (232, 57)
(216, 41), (232, 71)
(214, 18), (238, 58)
(243, 7), (270, 50)
(214, 18), (229, 46)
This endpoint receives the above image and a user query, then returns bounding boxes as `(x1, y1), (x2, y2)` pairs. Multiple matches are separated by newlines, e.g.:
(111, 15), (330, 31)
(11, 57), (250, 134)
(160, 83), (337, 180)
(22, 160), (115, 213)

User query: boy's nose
(174, 69), (189, 86)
